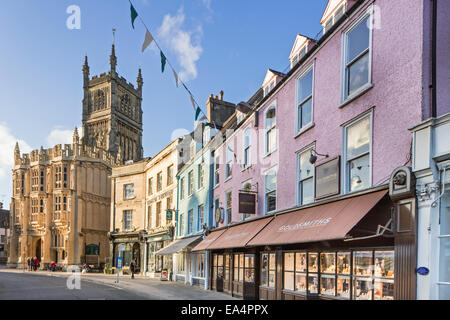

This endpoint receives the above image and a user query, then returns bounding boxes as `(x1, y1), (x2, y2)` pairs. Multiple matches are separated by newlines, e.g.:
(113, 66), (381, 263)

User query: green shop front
(144, 226), (174, 278)
(110, 230), (146, 274)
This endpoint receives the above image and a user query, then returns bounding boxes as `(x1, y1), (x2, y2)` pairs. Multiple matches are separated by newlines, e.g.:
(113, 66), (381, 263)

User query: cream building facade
(109, 138), (185, 278)
(8, 46), (143, 269)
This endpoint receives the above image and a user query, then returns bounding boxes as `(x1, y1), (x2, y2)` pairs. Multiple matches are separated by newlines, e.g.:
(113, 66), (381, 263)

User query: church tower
(81, 45), (144, 163)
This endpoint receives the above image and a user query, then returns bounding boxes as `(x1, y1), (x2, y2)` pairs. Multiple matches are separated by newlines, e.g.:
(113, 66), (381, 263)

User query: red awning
(192, 217), (273, 251)
(192, 229), (227, 252)
(247, 190), (388, 247)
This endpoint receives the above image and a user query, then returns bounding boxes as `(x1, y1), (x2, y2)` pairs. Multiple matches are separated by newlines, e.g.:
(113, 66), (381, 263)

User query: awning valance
(192, 217), (273, 251)
(247, 190), (388, 247)
(155, 236), (201, 255)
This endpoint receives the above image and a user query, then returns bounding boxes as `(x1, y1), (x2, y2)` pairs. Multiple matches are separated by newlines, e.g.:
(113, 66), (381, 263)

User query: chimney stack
(219, 90), (224, 101)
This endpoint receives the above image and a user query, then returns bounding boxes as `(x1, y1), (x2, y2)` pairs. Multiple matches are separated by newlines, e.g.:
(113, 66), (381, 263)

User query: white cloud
(202, 0), (212, 11)
(0, 123), (32, 206)
(157, 8), (203, 82)
(46, 127), (74, 147)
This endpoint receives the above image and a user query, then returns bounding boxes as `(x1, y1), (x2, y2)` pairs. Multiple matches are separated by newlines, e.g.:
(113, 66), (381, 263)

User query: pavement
(0, 267), (238, 300)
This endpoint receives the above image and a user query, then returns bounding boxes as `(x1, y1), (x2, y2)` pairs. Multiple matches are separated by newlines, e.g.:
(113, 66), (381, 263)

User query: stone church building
(8, 46), (144, 269)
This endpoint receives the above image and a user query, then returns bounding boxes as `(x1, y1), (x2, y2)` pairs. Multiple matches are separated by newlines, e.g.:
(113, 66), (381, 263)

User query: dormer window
(264, 80), (276, 97)
(323, 2), (346, 34)
(290, 45), (308, 69)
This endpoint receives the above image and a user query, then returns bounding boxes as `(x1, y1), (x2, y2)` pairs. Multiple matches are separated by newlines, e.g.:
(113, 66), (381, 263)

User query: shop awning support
(344, 218), (393, 242)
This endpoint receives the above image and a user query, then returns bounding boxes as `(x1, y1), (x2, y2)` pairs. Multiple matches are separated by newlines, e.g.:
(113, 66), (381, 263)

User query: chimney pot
(219, 90), (224, 101)
(215, 95), (218, 100)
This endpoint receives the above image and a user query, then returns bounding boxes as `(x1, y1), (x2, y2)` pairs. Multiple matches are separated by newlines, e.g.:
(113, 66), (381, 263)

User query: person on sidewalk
(130, 260), (136, 279)
(30, 257), (34, 271)
(33, 257), (39, 271)
(27, 257), (31, 271)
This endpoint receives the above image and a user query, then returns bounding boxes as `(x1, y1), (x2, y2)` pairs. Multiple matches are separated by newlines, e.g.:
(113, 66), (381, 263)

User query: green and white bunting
(130, 4), (138, 29)
(142, 30), (153, 52)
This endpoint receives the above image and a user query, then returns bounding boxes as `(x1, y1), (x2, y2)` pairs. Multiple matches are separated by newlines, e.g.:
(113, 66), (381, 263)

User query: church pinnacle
(110, 44), (117, 73)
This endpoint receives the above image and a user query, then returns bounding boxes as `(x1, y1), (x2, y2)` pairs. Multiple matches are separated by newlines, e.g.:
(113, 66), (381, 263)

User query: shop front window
(239, 254), (244, 282)
(233, 254), (240, 281)
(244, 254), (255, 283)
(320, 253), (336, 296)
(284, 252), (295, 291)
(353, 251), (373, 300)
(217, 255), (224, 278)
(337, 252), (351, 298)
(374, 251), (394, 300)
(307, 253), (319, 294)
(295, 252), (307, 292)
(224, 254), (230, 281)
(212, 254), (217, 279)
(261, 253), (276, 288)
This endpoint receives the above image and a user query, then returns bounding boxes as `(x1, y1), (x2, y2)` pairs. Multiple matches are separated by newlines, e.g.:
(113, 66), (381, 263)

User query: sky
(0, 0), (328, 208)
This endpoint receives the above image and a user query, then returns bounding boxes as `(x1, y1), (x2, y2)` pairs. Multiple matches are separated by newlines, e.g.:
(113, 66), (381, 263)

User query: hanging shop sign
(239, 192), (256, 215)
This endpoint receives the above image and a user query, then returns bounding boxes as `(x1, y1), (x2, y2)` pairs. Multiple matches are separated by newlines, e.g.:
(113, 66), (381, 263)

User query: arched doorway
(133, 242), (140, 272)
(35, 239), (42, 262)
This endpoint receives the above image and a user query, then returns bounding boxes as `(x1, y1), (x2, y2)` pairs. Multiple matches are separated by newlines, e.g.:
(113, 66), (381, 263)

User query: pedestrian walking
(30, 257), (34, 271)
(27, 257), (31, 271)
(33, 257), (39, 271)
(130, 260), (136, 279)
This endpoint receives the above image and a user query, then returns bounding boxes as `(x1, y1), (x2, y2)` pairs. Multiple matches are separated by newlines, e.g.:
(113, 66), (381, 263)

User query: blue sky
(0, 0), (328, 207)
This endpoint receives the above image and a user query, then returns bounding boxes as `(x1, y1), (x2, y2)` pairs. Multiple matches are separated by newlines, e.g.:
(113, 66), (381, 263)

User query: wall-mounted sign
(315, 157), (340, 200)
(416, 267), (429, 276)
(239, 193), (256, 215)
(166, 210), (173, 221)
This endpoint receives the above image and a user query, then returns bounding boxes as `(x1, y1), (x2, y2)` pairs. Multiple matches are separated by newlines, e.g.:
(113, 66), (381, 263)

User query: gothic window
(120, 94), (131, 115)
(94, 89), (106, 111)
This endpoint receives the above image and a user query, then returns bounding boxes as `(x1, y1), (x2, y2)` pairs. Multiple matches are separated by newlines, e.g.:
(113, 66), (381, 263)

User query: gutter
(431, 0), (437, 118)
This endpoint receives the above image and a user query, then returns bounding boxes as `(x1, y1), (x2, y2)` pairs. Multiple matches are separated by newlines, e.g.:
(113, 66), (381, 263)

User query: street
(0, 268), (237, 300)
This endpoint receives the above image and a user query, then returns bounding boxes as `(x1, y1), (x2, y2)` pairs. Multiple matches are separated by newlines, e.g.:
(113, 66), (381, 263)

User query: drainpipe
(430, 0), (437, 118)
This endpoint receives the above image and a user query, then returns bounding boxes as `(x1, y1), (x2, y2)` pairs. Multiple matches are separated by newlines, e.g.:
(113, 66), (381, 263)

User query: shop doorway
(133, 242), (140, 272)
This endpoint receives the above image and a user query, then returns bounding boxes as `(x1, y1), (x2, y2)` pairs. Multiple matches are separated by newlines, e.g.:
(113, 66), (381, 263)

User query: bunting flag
(190, 96), (196, 111)
(142, 30), (153, 52)
(172, 69), (179, 87)
(195, 107), (201, 121)
(130, 4), (138, 29)
(130, 0), (211, 126)
(160, 51), (167, 73)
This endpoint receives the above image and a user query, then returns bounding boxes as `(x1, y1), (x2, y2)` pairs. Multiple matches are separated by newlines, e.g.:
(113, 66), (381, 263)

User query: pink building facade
(196, 0), (450, 300)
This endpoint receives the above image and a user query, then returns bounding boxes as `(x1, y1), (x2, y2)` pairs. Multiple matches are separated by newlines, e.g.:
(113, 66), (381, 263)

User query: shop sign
(279, 218), (332, 232)
(315, 157), (340, 200)
(166, 210), (173, 221)
(239, 192), (256, 214)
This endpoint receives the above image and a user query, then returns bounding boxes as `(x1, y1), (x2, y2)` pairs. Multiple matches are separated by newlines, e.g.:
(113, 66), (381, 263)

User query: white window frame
(123, 210), (133, 231)
(214, 156), (220, 187)
(123, 184), (134, 200)
(340, 6), (373, 104)
(225, 143), (233, 180)
(198, 163), (204, 190)
(296, 143), (316, 206)
(323, 2), (346, 34)
(264, 166), (278, 214)
(225, 190), (232, 225)
(213, 197), (220, 226)
(188, 209), (194, 234)
(180, 177), (185, 200)
(241, 179), (253, 221)
(242, 127), (252, 170)
(342, 110), (373, 194)
(295, 64), (315, 136)
(188, 170), (194, 197)
(264, 104), (277, 156)
(198, 204), (204, 231)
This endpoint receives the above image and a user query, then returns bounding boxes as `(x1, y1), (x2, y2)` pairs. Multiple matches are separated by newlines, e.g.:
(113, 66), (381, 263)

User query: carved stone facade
(82, 45), (144, 163)
(8, 134), (116, 269)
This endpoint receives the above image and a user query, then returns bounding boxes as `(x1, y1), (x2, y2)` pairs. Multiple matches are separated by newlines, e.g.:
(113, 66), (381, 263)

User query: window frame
(242, 127), (252, 170)
(296, 144), (316, 206)
(123, 183), (135, 200)
(264, 104), (277, 156)
(295, 64), (315, 135)
(342, 110), (373, 194)
(123, 210), (133, 231)
(225, 143), (233, 180)
(340, 6), (374, 104)
(188, 170), (194, 197)
(264, 166), (278, 214)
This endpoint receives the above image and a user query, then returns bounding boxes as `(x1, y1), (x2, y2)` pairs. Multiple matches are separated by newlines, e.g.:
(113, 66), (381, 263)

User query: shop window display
(234, 254), (240, 281)
(374, 251), (394, 300)
(261, 253), (276, 288)
(284, 252), (295, 291)
(353, 251), (373, 300)
(320, 253), (336, 296)
(239, 254), (244, 282)
(244, 254), (255, 283)
(295, 252), (307, 292)
(224, 254), (230, 281)
(217, 255), (224, 278)
(212, 254), (217, 279)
